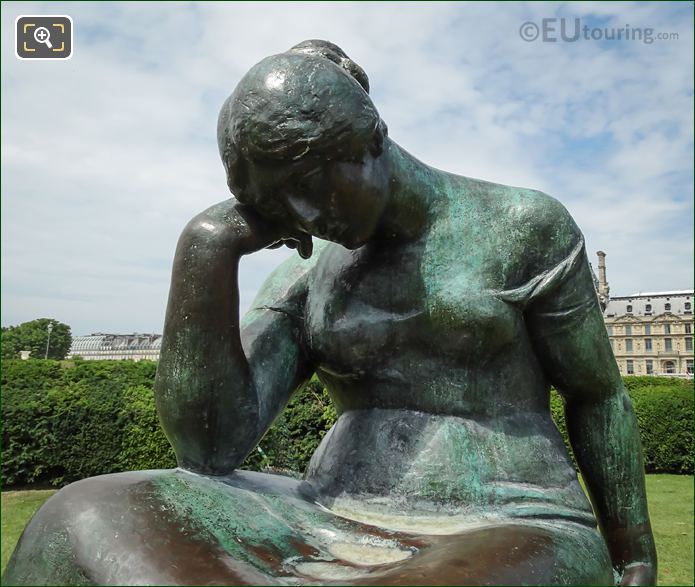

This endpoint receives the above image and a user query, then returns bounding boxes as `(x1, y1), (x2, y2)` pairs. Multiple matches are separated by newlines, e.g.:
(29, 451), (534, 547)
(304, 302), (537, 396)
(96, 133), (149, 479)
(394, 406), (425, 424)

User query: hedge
(550, 377), (694, 474)
(1, 360), (175, 487)
(1, 360), (691, 487)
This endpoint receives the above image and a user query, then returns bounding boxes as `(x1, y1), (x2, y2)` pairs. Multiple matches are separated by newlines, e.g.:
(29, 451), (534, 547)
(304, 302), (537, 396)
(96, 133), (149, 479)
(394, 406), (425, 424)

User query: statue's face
(243, 147), (390, 249)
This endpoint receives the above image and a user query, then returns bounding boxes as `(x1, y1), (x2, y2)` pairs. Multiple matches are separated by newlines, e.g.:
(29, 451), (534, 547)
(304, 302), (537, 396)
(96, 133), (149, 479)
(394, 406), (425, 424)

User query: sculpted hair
(217, 40), (386, 204)
(288, 39), (370, 94)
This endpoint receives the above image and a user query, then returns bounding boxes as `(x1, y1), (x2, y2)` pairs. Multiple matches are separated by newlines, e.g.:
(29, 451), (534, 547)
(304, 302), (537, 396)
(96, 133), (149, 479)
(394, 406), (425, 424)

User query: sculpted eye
(296, 168), (322, 192)
(343, 153), (365, 164)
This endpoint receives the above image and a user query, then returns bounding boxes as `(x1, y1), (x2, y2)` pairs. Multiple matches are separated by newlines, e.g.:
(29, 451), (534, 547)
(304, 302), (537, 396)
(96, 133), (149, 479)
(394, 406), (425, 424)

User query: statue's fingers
(297, 235), (313, 259)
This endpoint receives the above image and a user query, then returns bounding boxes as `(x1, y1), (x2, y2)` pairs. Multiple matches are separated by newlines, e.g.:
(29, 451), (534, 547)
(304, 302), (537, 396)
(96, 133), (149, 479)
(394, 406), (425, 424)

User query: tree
(1, 318), (72, 360)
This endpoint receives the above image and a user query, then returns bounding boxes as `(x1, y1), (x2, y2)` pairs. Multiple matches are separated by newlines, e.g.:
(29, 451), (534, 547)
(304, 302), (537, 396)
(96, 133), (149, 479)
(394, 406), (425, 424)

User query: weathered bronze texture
(3, 40), (656, 586)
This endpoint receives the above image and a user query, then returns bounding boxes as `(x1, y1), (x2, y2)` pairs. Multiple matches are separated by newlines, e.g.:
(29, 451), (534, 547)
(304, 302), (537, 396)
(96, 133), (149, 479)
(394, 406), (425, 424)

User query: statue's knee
(3, 484), (85, 585)
(4, 472), (163, 586)
(17, 472), (156, 549)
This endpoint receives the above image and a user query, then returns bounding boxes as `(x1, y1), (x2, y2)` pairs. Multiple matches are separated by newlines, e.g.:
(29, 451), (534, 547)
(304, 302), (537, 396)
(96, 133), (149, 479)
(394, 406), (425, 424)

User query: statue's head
(217, 40), (390, 249)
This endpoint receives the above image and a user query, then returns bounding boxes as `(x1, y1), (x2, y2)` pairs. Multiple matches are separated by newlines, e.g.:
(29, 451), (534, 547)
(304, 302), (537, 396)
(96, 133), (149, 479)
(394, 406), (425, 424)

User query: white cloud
(2, 1), (692, 335)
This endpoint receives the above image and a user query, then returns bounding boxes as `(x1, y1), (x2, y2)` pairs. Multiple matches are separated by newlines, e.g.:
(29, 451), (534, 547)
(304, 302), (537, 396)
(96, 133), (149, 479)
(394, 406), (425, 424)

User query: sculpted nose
(286, 194), (328, 237)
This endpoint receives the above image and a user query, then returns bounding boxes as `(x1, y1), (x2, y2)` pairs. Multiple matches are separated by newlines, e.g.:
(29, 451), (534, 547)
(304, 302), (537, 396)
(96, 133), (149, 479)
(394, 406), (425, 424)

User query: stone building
(597, 253), (693, 378)
(68, 333), (162, 361)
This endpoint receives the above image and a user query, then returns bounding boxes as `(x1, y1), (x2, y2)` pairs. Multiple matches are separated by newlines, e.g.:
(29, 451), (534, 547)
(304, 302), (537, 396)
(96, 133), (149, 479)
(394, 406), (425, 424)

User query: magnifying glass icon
(33, 27), (53, 49)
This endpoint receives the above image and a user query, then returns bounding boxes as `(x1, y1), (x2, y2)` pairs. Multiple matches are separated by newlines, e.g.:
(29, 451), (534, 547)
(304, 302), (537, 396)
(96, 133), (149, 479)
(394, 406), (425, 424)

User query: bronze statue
(3, 40), (656, 586)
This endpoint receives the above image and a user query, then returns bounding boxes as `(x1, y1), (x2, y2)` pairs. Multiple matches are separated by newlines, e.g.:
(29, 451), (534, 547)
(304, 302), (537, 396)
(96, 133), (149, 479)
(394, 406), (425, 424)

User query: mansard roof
(69, 333), (162, 354)
(604, 290), (692, 318)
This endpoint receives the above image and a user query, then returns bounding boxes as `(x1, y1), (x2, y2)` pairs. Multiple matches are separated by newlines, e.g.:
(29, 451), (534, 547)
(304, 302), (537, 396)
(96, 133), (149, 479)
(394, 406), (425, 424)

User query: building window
(687, 360), (694, 375)
(606, 325), (613, 336)
(625, 325), (632, 336)
(665, 303), (671, 312)
(665, 338), (673, 352)
(646, 359), (654, 375)
(645, 338), (652, 352)
(625, 339), (633, 352)
(686, 338), (693, 352)
(664, 324), (671, 335)
(626, 305), (633, 313)
(686, 302), (692, 313)
(645, 304), (652, 314)
(626, 360), (634, 374)
(664, 360), (676, 374)
(686, 323), (692, 334)
(644, 324), (651, 335)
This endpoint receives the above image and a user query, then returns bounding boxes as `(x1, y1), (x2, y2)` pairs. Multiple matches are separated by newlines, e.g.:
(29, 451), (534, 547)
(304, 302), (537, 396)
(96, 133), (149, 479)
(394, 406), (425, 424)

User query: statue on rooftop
(3, 40), (656, 586)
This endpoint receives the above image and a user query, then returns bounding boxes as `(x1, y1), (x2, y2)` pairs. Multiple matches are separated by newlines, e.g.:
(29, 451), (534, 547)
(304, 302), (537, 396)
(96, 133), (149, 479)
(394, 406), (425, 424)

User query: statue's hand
(232, 201), (314, 259)
(604, 526), (657, 586)
(619, 563), (656, 586)
(186, 198), (313, 260)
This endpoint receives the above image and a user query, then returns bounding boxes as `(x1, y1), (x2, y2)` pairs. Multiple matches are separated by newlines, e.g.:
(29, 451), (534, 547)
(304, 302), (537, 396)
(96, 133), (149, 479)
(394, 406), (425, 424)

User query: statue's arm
(524, 206), (656, 586)
(154, 198), (315, 475)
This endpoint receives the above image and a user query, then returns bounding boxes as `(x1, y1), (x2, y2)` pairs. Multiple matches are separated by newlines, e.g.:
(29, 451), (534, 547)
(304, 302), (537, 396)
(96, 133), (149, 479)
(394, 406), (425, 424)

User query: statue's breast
(305, 241), (521, 379)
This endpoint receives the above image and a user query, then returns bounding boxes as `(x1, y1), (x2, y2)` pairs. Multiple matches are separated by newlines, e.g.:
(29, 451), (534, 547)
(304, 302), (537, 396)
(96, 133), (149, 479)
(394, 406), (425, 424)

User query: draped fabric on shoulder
(496, 236), (615, 352)
(495, 236), (587, 311)
(500, 232), (621, 400)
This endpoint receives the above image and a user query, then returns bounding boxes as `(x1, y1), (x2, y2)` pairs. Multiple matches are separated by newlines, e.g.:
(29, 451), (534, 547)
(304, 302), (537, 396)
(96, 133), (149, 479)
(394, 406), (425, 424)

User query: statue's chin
(337, 239), (363, 250)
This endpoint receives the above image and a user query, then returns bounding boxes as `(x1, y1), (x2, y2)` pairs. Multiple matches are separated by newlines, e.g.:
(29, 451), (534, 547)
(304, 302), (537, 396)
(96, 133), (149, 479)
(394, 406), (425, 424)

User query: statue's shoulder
(462, 177), (583, 267)
(248, 240), (332, 312)
(463, 177), (572, 226)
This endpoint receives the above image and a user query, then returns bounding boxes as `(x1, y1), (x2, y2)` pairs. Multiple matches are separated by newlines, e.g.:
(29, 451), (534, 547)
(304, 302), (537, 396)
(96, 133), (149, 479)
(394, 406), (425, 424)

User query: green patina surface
(5, 477), (689, 584)
(152, 473), (315, 571)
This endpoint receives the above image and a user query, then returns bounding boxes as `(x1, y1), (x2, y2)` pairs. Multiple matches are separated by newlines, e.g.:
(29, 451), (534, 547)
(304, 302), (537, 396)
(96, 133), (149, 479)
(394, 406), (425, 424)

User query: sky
(2, 1), (693, 336)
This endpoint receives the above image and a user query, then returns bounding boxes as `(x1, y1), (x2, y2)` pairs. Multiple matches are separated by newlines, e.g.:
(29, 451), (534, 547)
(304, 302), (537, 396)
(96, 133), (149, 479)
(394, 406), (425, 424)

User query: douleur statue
(3, 40), (656, 586)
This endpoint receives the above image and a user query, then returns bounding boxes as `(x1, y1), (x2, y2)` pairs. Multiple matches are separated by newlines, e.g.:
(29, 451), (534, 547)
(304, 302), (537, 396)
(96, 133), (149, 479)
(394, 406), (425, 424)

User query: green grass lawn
(645, 475), (694, 585)
(2, 489), (57, 574)
(2, 476), (693, 584)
